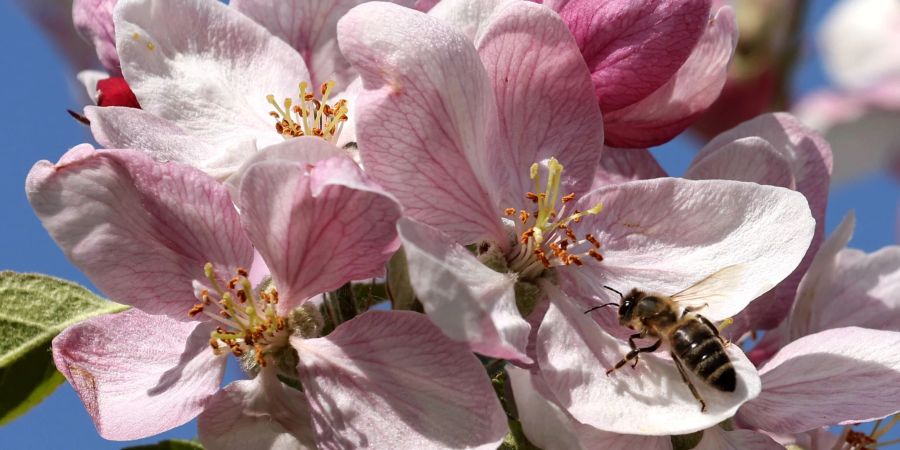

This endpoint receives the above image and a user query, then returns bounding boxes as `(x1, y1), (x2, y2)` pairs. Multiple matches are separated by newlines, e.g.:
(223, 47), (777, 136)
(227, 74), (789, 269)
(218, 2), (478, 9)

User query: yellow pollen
(506, 157), (605, 279)
(191, 264), (289, 364)
(266, 80), (348, 143)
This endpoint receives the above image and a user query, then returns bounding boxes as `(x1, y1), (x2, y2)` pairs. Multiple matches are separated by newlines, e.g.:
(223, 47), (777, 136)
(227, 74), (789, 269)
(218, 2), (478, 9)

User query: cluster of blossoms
(20, 0), (900, 448)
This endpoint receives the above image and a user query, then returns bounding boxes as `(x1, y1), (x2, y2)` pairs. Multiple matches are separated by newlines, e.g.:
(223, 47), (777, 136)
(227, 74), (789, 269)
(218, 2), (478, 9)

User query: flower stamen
(504, 157), (604, 279)
(190, 263), (289, 366)
(266, 80), (348, 143)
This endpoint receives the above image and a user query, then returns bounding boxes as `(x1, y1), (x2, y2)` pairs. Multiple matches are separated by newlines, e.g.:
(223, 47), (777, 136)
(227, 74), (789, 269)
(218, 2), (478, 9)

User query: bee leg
(698, 314), (731, 347)
(630, 338), (662, 369)
(607, 336), (661, 375)
(681, 303), (709, 318)
(672, 353), (707, 412)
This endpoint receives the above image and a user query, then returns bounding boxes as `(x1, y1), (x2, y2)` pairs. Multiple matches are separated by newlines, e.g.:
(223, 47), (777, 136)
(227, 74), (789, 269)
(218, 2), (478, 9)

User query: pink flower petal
(73, 0), (120, 75)
(507, 367), (673, 450)
(198, 370), (315, 450)
(563, 178), (815, 322)
(694, 427), (783, 450)
(398, 218), (532, 362)
(51, 309), (225, 440)
(238, 149), (402, 310)
(292, 310), (508, 449)
(603, 6), (737, 147)
(231, 0), (420, 91)
(738, 327), (900, 433)
(477, 1), (603, 205)
(591, 147), (667, 189)
(114, 0), (309, 154)
(224, 135), (344, 195)
(26, 145), (253, 317)
(338, 2), (505, 245)
(550, 0), (711, 113)
(428, 0), (508, 41)
(536, 286), (761, 435)
(692, 113), (833, 334)
(83, 106), (255, 180)
(789, 212), (855, 339)
(686, 137), (796, 189)
(790, 215), (900, 340)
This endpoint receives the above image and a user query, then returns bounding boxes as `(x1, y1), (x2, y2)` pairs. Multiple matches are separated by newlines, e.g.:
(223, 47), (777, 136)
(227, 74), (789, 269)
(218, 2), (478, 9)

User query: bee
(585, 265), (746, 412)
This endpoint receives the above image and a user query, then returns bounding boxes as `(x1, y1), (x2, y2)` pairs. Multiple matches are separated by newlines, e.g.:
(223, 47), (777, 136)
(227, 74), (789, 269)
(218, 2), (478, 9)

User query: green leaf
(123, 439), (204, 450)
(671, 430), (704, 450)
(0, 271), (127, 425)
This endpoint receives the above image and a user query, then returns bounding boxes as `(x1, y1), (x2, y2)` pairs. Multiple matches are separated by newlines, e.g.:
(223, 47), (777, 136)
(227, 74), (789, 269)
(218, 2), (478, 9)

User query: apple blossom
(82, 0), (359, 180)
(341, 0), (816, 434)
(594, 113), (833, 338)
(26, 140), (507, 448)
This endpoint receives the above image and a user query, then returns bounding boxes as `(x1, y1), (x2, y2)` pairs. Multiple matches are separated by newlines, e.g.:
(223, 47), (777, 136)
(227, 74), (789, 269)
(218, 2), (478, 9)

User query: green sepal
(386, 248), (422, 312)
(0, 271), (127, 425)
(671, 430), (704, 450)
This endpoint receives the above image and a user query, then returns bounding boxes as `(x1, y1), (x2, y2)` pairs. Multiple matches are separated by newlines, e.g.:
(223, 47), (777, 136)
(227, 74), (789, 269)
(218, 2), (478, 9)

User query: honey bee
(585, 265), (746, 412)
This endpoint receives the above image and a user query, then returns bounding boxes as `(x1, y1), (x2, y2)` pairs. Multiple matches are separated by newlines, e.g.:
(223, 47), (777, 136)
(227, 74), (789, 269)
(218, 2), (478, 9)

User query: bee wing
(670, 264), (749, 315)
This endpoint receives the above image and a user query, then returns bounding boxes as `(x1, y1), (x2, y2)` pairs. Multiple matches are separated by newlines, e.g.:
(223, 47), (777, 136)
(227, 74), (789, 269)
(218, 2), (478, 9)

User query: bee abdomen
(670, 320), (736, 392)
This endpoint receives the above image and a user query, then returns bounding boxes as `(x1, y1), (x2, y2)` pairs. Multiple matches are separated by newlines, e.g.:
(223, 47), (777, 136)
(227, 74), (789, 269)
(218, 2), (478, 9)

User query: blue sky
(0, 0), (897, 448)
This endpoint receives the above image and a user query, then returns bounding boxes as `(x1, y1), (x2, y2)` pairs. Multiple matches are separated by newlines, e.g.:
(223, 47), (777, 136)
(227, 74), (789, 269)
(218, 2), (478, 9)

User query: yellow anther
(266, 79), (347, 143)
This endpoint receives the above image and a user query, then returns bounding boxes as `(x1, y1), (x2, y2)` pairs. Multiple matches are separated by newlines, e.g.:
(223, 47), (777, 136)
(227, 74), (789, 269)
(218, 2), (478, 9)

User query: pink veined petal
(536, 285), (761, 435)
(738, 327), (900, 434)
(73, 0), (120, 75)
(507, 367), (673, 450)
(686, 137), (796, 189)
(550, 0), (711, 114)
(693, 427), (783, 450)
(238, 150), (402, 311)
(477, 1), (603, 207)
(789, 212), (855, 340)
(603, 6), (738, 148)
(398, 218), (532, 362)
(428, 0), (509, 41)
(224, 135), (344, 197)
(561, 178), (815, 322)
(591, 147), (667, 190)
(292, 310), (508, 450)
(232, 0), (426, 90)
(198, 369), (316, 450)
(83, 106), (254, 180)
(231, 0), (418, 91)
(26, 145), (253, 318)
(114, 0), (309, 156)
(692, 113), (833, 334)
(790, 216), (900, 340)
(51, 309), (225, 441)
(338, 2), (505, 245)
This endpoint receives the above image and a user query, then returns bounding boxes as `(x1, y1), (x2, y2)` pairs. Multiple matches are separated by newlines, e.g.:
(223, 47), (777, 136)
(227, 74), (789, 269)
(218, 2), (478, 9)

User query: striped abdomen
(669, 319), (736, 392)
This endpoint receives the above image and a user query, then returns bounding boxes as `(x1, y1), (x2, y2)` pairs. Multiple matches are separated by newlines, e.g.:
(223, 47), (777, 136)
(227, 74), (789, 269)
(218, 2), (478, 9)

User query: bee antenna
(603, 285), (624, 299)
(583, 303), (619, 314)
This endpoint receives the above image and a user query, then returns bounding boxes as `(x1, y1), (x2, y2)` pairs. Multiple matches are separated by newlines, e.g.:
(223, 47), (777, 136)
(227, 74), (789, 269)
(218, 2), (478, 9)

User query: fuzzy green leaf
(0, 271), (127, 425)
(123, 439), (204, 450)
